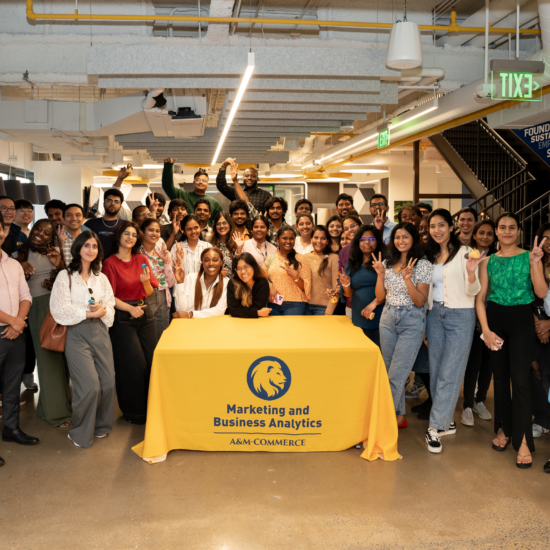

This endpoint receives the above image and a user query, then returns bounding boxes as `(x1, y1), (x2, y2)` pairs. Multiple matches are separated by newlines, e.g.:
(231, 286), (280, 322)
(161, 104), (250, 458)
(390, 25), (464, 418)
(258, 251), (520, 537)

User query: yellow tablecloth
(132, 316), (400, 463)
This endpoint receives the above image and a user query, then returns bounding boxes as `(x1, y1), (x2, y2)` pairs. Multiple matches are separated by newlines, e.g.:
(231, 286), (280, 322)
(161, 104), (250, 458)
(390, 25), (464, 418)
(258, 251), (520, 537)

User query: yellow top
(262, 252), (312, 303)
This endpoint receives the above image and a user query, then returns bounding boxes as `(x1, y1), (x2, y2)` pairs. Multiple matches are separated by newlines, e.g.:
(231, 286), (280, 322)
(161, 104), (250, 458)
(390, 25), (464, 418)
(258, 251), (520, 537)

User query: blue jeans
(305, 304), (327, 316)
(270, 301), (306, 316)
(427, 302), (476, 430)
(379, 304), (426, 416)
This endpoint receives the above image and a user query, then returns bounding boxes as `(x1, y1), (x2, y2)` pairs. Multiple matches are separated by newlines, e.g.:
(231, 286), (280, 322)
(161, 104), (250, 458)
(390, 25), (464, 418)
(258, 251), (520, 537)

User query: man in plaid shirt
(58, 204), (90, 264)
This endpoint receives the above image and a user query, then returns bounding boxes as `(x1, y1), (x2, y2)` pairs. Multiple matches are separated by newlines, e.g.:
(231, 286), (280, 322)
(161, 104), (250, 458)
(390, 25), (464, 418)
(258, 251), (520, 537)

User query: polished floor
(2, 382), (550, 550)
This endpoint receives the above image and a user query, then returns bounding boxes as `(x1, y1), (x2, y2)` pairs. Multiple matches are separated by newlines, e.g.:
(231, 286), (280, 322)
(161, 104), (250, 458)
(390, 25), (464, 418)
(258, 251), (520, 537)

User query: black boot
(415, 373), (432, 420)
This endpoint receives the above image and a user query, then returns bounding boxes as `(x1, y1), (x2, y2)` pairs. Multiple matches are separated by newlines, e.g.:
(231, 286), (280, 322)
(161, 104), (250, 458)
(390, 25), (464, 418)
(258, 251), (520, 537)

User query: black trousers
(0, 333), (25, 430)
(531, 337), (550, 427)
(23, 324), (36, 375)
(487, 302), (535, 452)
(109, 308), (158, 425)
(463, 329), (493, 409)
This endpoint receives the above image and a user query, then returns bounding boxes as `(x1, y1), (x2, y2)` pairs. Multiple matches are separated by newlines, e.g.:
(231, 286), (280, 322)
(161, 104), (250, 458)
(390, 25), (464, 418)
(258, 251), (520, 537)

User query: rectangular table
(133, 316), (400, 463)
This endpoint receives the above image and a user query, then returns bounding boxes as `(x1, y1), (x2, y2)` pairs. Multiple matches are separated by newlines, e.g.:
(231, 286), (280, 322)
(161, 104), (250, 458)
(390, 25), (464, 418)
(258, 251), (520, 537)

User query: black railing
(441, 119), (550, 247)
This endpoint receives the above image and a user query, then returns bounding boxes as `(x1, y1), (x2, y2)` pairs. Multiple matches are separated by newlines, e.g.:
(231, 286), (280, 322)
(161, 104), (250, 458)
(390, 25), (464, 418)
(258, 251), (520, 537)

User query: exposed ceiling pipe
(23, 0), (540, 35)
(468, 0), (538, 48)
(141, 88), (166, 110)
(438, 0), (532, 47)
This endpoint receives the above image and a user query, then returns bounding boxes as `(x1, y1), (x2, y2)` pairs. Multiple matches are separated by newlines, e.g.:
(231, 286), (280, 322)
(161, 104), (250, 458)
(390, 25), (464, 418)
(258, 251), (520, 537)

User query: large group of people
(0, 159), (549, 474)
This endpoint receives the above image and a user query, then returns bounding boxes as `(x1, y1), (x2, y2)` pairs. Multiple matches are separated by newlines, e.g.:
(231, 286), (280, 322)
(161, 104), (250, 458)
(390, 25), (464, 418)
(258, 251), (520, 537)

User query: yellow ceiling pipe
(25, 1), (540, 35)
(307, 84), (550, 174)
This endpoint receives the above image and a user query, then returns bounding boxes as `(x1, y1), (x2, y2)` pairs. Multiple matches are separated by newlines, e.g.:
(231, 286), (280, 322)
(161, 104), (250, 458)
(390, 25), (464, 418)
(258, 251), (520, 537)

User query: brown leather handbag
(39, 272), (71, 353)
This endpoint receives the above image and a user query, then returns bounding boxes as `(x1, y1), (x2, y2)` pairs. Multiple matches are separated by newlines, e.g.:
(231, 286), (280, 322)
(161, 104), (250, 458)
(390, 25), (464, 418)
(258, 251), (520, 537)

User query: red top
(102, 254), (159, 301)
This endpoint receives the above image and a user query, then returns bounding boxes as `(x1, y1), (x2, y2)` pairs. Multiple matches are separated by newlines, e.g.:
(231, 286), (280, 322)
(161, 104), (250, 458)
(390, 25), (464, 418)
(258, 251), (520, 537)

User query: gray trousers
(147, 288), (171, 343)
(65, 318), (115, 448)
(0, 332), (25, 430)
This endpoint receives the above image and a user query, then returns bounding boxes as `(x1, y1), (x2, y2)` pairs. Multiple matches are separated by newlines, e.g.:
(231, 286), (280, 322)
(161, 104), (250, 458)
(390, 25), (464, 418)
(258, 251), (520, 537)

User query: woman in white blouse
(172, 246), (228, 319)
(294, 213), (314, 255)
(50, 231), (116, 448)
(242, 215), (277, 267)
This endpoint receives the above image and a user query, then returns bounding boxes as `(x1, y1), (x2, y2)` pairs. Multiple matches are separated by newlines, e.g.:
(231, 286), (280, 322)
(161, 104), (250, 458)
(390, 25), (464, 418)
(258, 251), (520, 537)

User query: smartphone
(480, 333), (503, 351)
(273, 294), (284, 305)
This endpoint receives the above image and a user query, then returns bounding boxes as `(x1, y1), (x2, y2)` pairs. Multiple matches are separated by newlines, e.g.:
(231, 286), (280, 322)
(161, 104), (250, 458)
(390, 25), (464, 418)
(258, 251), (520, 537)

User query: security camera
(312, 159), (321, 166)
(141, 88), (167, 110)
(474, 84), (493, 100)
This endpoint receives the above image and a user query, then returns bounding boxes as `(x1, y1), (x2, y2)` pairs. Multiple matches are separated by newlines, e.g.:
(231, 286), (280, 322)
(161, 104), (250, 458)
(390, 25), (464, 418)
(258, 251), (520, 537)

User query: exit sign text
(491, 71), (542, 102)
(378, 129), (390, 149)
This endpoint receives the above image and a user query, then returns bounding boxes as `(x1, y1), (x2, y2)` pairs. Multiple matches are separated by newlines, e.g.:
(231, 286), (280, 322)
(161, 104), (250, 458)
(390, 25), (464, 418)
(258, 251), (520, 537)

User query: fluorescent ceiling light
(321, 133), (379, 162)
(389, 98), (438, 131)
(344, 165), (389, 173)
(307, 177), (350, 182)
(262, 173), (303, 178)
(212, 53), (255, 165)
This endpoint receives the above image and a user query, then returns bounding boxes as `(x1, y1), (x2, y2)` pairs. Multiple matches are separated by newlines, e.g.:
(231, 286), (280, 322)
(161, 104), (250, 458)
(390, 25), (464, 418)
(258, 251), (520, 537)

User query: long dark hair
(473, 219), (498, 257)
(210, 211), (237, 254)
(180, 214), (202, 242)
(231, 252), (267, 306)
(67, 231), (103, 276)
(425, 208), (462, 265)
(16, 218), (65, 290)
(348, 225), (384, 275)
(276, 226), (300, 270)
(140, 217), (161, 234)
(295, 213), (314, 237)
(386, 222), (423, 267)
(110, 220), (141, 256)
(311, 225), (336, 277)
(194, 247), (225, 311)
(326, 214), (343, 250)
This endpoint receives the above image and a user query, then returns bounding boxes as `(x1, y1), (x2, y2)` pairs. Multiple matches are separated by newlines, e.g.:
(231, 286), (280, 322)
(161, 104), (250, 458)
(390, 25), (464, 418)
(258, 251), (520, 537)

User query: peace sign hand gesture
(175, 242), (184, 265)
(147, 191), (159, 218)
(339, 267), (351, 287)
(159, 242), (170, 264)
(530, 236), (547, 264)
(371, 252), (385, 276)
(402, 258), (418, 282)
(466, 249), (487, 273)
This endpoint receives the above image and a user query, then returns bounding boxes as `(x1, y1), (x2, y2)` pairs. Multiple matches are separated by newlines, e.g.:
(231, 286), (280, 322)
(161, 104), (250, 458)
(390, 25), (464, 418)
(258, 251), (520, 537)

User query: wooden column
(413, 140), (420, 204)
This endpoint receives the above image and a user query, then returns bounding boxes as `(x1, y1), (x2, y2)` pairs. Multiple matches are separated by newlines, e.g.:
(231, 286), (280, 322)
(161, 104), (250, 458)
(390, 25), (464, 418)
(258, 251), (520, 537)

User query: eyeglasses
(135, 212), (149, 218)
(105, 199), (122, 205)
(236, 266), (252, 273)
(360, 237), (376, 243)
(122, 231), (138, 238)
(346, 223), (358, 230)
(0, 206), (15, 212)
(371, 202), (387, 208)
(216, 221), (229, 227)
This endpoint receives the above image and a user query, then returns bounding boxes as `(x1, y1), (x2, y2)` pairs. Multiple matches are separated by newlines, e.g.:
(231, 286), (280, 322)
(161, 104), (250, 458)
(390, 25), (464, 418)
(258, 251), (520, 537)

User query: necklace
(101, 218), (119, 228)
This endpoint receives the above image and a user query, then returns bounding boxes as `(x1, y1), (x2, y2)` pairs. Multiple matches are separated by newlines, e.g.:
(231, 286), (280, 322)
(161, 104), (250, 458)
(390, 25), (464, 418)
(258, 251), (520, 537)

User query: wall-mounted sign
(512, 121), (550, 165)
(491, 72), (543, 102)
(378, 128), (390, 149)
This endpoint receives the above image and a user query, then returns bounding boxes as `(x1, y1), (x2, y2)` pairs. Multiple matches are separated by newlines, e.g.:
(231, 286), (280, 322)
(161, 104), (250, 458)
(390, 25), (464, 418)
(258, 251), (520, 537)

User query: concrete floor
(2, 385), (550, 550)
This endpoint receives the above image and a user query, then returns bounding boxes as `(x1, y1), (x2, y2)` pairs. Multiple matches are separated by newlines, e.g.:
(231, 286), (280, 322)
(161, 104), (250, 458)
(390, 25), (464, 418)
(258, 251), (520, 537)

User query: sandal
(492, 435), (510, 452)
(59, 421), (71, 428)
(516, 453), (533, 469)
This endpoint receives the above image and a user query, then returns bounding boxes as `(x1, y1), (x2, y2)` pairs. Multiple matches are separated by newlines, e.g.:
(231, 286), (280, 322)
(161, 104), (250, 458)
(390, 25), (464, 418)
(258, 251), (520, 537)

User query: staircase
(430, 119), (550, 247)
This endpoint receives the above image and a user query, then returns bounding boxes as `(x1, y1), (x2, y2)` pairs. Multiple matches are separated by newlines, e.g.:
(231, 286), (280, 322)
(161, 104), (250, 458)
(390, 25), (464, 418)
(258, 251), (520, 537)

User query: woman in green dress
(476, 212), (548, 469)
(13, 219), (72, 428)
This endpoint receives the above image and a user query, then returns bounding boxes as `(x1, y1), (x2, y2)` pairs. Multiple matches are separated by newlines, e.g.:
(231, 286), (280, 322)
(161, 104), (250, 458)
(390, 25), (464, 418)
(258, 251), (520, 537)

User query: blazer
(426, 246), (480, 310)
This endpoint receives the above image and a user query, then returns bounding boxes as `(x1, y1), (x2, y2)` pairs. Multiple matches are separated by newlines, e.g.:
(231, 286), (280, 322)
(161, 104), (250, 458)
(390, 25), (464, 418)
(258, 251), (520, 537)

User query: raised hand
(56, 225), (67, 247)
(371, 252), (385, 276)
(175, 242), (184, 266)
(222, 157), (236, 169)
(221, 267), (229, 278)
(284, 261), (299, 281)
(230, 162), (239, 181)
(172, 215), (181, 235)
(466, 249), (487, 273)
(164, 157), (176, 164)
(339, 267), (351, 287)
(402, 257), (418, 282)
(373, 208), (384, 231)
(147, 191), (159, 218)
(232, 231), (245, 253)
(530, 236), (547, 264)
(158, 242), (170, 264)
(47, 249), (62, 267)
(140, 265), (150, 284)
(117, 166), (131, 181)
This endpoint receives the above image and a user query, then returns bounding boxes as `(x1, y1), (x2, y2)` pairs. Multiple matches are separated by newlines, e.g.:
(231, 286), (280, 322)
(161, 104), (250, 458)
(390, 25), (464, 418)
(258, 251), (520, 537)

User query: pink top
(0, 250), (32, 326)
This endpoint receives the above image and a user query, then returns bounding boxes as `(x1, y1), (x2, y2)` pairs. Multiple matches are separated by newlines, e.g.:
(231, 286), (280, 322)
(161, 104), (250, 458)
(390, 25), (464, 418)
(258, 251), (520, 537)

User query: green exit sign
(378, 128), (390, 149)
(491, 71), (543, 102)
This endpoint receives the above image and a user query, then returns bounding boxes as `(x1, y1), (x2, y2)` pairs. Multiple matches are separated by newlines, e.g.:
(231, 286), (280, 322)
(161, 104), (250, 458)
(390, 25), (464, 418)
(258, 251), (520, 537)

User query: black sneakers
(426, 428), (442, 453)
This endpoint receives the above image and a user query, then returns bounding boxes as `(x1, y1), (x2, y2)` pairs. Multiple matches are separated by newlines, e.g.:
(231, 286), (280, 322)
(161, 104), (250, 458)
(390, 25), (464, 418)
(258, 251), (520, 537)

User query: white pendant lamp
(386, 2), (422, 70)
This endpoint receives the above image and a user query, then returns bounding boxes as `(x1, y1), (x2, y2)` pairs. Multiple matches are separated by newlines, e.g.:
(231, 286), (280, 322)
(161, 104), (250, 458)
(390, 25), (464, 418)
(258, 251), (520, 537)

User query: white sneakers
(533, 424), (550, 438)
(473, 401), (492, 421)
(426, 428), (442, 453)
(461, 408), (474, 427)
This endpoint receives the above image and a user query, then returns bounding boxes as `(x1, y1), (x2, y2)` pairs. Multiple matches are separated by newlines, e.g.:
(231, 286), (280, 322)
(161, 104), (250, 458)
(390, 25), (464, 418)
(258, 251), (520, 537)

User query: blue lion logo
(247, 356), (291, 401)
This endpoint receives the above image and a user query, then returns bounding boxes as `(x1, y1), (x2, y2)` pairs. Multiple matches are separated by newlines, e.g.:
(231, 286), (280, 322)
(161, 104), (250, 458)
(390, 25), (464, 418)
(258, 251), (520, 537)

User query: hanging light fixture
(386, 1), (423, 69)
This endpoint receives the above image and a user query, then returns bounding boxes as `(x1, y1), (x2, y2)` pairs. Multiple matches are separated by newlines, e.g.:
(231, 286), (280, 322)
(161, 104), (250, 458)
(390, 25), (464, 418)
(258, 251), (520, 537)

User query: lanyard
(255, 240), (268, 259)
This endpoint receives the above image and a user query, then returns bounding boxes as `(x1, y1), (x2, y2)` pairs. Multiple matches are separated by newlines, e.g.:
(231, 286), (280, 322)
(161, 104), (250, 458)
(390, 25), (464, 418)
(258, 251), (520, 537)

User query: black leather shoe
(0, 456), (4, 467)
(2, 428), (39, 446)
(543, 460), (550, 474)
